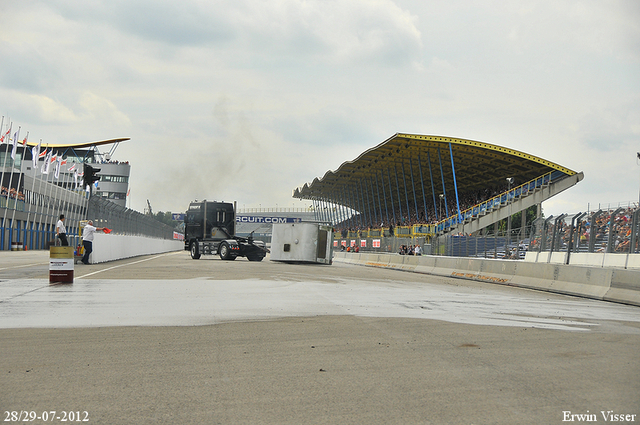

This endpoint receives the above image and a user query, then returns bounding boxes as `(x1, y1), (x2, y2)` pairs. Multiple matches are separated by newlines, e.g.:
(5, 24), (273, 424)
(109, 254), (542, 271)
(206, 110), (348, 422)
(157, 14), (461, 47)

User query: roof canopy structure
(293, 133), (580, 227)
(24, 137), (130, 149)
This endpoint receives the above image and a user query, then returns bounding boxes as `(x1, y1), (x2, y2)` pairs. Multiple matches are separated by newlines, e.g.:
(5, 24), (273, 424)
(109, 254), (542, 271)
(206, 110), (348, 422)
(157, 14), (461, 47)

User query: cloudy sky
(1, 0), (639, 216)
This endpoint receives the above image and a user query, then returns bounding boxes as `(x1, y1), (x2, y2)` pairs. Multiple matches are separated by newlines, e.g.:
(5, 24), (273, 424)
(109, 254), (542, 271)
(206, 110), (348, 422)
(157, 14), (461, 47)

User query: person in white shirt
(56, 214), (68, 246)
(414, 244), (422, 256)
(81, 220), (105, 265)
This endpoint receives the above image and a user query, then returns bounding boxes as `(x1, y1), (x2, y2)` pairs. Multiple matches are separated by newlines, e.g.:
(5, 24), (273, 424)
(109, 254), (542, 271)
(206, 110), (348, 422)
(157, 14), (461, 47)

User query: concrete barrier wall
(524, 251), (640, 270)
(89, 233), (183, 264)
(334, 252), (640, 307)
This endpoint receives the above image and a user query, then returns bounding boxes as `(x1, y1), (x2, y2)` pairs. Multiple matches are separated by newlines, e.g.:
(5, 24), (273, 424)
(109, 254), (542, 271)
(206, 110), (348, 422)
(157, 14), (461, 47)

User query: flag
(127, 189), (130, 196)
(31, 142), (41, 169)
(0, 127), (9, 143)
(68, 163), (76, 172)
(10, 128), (19, 160)
(73, 170), (79, 189)
(21, 132), (28, 146)
(54, 157), (62, 179)
(39, 148), (47, 158)
(50, 153), (57, 163)
(42, 150), (52, 174)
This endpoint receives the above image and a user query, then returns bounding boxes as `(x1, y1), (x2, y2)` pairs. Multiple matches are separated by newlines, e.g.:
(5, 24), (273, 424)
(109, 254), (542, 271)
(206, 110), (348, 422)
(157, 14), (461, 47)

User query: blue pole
(437, 147), (449, 218)
(449, 143), (462, 223)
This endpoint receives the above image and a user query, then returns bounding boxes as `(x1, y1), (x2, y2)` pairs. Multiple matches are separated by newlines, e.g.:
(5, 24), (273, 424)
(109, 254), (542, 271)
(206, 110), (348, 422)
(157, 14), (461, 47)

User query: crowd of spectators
(98, 160), (129, 165)
(531, 206), (639, 254)
(1, 186), (25, 201)
(334, 185), (507, 235)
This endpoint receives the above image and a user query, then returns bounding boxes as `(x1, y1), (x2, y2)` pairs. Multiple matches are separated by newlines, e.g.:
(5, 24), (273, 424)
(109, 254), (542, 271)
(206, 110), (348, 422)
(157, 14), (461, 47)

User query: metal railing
(529, 207), (640, 255)
(87, 196), (175, 240)
(435, 171), (561, 233)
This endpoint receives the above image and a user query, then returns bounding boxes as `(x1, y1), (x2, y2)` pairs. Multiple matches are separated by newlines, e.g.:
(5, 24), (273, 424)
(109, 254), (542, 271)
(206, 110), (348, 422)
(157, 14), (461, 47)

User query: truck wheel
(219, 242), (233, 260)
(247, 254), (264, 262)
(190, 241), (201, 259)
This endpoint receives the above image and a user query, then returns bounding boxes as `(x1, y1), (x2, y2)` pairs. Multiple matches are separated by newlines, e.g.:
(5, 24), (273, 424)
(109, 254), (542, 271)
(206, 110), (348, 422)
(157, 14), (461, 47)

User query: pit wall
(88, 233), (183, 264)
(333, 252), (640, 307)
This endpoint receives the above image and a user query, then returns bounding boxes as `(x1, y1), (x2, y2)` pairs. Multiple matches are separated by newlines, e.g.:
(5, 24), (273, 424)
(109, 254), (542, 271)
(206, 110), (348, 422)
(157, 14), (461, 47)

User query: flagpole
(60, 159), (73, 246)
(45, 151), (60, 245)
(1, 121), (12, 207)
(9, 130), (27, 247)
(24, 139), (40, 249)
(57, 156), (74, 246)
(2, 126), (18, 245)
(33, 144), (48, 249)
(0, 116), (5, 249)
(40, 148), (55, 246)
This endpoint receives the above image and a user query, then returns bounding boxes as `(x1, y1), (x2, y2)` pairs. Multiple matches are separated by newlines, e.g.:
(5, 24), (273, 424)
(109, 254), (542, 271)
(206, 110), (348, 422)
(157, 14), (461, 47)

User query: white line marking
(0, 262), (48, 271)
(76, 252), (180, 279)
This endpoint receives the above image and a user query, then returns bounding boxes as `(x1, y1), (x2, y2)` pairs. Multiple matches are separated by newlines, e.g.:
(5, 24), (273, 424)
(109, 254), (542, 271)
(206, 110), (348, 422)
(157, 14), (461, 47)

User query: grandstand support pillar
(368, 176), (378, 227)
(350, 184), (361, 229)
(437, 147), (449, 218)
(312, 199), (318, 222)
(341, 188), (350, 229)
(338, 189), (347, 229)
(427, 151), (438, 221)
(449, 143), (462, 224)
(359, 179), (369, 227)
(394, 164), (404, 225)
(409, 157), (419, 224)
(387, 168), (397, 226)
(325, 197), (332, 225)
(354, 183), (364, 227)
(417, 153), (428, 223)
(401, 161), (411, 224)
(378, 171), (390, 226)
(373, 174), (383, 227)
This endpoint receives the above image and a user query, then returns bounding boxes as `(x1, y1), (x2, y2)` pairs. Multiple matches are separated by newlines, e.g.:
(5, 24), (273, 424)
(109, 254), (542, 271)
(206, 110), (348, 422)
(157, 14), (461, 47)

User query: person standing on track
(81, 220), (105, 265)
(56, 214), (68, 246)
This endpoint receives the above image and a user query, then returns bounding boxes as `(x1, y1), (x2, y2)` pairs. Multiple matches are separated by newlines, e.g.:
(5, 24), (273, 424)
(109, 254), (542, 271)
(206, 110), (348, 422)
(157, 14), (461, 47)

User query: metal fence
(529, 207), (640, 255)
(87, 196), (175, 240)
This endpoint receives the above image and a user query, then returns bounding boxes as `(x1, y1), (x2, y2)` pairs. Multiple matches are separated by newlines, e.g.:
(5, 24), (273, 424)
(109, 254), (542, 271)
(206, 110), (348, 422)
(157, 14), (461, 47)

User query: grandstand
(1, 137), (172, 251)
(293, 133), (584, 248)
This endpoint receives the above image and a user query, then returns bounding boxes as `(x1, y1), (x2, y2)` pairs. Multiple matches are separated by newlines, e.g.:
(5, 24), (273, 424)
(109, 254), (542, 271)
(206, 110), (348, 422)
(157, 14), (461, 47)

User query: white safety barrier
(334, 252), (640, 307)
(87, 233), (183, 264)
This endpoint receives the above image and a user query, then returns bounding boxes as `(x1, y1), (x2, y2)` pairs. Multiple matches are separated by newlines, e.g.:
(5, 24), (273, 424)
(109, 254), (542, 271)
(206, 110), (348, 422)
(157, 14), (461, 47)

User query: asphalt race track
(1, 250), (639, 424)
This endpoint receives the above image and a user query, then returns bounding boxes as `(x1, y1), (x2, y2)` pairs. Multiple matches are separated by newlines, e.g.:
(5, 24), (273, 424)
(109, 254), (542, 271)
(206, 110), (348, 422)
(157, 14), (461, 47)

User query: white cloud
(1, 0), (638, 216)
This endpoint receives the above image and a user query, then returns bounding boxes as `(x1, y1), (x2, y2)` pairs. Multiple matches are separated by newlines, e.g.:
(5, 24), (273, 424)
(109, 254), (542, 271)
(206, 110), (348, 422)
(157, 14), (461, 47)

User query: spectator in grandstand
(56, 214), (68, 246)
(81, 220), (106, 265)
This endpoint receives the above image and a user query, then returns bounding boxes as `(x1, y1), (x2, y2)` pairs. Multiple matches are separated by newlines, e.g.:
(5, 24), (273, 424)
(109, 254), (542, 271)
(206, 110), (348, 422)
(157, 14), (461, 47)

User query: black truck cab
(184, 200), (267, 261)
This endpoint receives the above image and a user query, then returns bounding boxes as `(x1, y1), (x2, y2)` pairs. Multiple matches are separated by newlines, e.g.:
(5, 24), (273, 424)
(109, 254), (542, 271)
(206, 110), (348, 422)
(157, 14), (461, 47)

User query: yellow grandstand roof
(293, 133), (579, 217)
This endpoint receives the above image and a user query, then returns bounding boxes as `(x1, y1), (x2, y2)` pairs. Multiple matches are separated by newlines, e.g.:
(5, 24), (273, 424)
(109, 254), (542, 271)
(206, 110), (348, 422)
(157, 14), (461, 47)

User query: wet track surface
(2, 250), (640, 332)
(2, 250), (640, 424)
